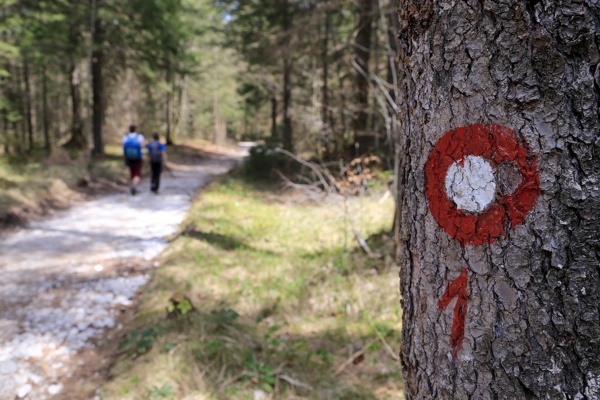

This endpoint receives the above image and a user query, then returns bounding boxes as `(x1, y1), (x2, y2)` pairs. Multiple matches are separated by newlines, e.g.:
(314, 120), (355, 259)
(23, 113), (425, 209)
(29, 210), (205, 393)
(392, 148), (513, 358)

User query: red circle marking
(425, 123), (540, 245)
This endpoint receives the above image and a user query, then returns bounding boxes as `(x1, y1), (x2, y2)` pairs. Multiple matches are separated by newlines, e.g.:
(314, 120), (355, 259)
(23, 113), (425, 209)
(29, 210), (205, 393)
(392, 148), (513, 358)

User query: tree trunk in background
(213, 80), (226, 146)
(321, 9), (331, 154)
(282, 55), (293, 151)
(66, 63), (84, 148)
(395, 1), (600, 398)
(281, 0), (293, 151)
(23, 58), (33, 153)
(353, 0), (374, 140)
(16, 64), (26, 151)
(42, 66), (50, 153)
(2, 111), (8, 155)
(92, 10), (105, 155)
(271, 96), (277, 139)
(165, 65), (174, 145)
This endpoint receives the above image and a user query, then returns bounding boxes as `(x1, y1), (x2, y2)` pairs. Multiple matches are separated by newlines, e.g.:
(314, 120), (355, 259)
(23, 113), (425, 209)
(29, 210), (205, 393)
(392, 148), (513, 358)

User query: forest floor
(0, 143), (244, 400)
(97, 172), (403, 399)
(0, 146), (130, 231)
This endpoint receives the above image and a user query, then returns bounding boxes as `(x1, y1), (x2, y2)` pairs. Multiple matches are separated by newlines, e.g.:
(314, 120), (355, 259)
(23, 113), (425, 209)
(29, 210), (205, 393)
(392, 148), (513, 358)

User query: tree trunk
(41, 66), (50, 154)
(65, 62), (84, 148)
(165, 65), (174, 145)
(22, 58), (34, 153)
(92, 8), (105, 155)
(271, 95), (277, 139)
(17, 68), (27, 151)
(281, 0), (293, 151)
(395, 1), (600, 398)
(282, 55), (293, 151)
(321, 8), (331, 155)
(353, 0), (374, 140)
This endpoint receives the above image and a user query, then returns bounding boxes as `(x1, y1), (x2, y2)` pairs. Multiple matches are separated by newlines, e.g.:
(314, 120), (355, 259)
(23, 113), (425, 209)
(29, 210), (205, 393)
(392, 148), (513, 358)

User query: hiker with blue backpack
(146, 133), (168, 193)
(123, 125), (145, 195)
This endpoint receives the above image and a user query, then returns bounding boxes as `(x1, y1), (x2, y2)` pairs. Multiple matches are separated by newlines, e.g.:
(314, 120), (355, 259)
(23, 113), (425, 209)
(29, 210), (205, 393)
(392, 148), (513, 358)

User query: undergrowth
(100, 176), (403, 399)
(0, 145), (127, 226)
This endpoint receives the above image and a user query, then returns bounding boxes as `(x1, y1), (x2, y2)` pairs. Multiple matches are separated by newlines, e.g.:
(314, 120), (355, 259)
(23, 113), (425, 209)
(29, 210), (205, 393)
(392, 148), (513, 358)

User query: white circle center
(444, 155), (496, 213)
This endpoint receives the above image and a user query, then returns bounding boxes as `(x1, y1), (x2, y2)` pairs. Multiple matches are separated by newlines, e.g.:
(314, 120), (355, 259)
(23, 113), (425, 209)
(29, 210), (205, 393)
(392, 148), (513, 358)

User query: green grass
(0, 145), (127, 224)
(100, 176), (403, 399)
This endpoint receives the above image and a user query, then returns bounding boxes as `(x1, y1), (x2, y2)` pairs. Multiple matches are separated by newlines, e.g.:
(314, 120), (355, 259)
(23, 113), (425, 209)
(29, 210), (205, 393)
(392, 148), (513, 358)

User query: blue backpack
(123, 134), (142, 161)
(147, 141), (164, 162)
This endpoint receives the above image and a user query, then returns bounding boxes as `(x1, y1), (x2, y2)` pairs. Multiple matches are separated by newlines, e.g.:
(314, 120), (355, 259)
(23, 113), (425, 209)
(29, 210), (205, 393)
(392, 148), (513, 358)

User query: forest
(1, 0), (599, 399)
(0, 0), (399, 161)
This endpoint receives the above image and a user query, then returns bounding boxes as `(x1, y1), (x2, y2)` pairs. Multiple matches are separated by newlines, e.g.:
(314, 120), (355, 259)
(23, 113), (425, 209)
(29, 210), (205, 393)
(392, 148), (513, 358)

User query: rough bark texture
(42, 67), (50, 153)
(395, 0), (600, 399)
(92, 14), (105, 155)
(22, 58), (33, 152)
(66, 62), (84, 149)
(354, 0), (375, 139)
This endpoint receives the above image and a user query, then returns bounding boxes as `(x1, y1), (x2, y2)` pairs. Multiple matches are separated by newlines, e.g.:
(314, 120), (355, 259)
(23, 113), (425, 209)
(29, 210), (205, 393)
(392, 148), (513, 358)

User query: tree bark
(22, 58), (34, 153)
(281, 0), (293, 151)
(41, 66), (50, 154)
(395, 1), (600, 398)
(65, 62), (84, 149)
(92, 9), (105, 155)
(354, 0), (375, 140)
(282, 55), (293, 151)
(321, 8), (331, 155)
(271, 95), (278, 139)
(166, 67), (173, 145)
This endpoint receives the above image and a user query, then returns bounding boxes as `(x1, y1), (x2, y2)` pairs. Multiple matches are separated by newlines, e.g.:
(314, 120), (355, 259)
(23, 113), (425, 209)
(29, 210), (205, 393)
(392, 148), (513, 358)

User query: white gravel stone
(48, 384), (63, 395)
(0, 360), (18, 374)
(16, 384), (32, 398)
(0, 375), (16, 400)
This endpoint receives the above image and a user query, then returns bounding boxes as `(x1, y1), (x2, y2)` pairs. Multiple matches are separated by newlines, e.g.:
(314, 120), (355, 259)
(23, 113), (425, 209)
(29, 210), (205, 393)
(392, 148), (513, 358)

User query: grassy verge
(100, 175), (403, 399)
(0, 145), (127, 227)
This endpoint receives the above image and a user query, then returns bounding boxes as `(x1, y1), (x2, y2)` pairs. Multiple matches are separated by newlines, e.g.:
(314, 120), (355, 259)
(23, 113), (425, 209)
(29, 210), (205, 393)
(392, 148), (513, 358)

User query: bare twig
(334, 337), (379, 377)
(278, 374), (314, 391)
(274, 169), (325, 199)
(353, 227), (374, 257)
(374, 328), (400, 361)
(274, 147), (334, 191)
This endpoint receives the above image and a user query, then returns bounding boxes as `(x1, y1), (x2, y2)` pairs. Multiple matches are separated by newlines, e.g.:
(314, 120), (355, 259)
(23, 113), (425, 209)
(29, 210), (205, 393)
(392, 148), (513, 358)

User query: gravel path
(0, 156), (239, 399)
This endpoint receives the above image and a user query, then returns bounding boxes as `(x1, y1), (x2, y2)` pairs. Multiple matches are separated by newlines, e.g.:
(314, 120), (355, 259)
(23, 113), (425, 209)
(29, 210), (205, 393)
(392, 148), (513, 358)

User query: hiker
(146, 133), (168, 193)
(123, 125), (145, 195)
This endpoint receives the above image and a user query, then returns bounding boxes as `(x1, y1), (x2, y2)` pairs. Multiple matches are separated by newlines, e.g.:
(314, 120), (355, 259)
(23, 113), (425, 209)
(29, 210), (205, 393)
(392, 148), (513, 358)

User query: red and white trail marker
(425, 123), (540, 357)
(425, 123), (540, 246)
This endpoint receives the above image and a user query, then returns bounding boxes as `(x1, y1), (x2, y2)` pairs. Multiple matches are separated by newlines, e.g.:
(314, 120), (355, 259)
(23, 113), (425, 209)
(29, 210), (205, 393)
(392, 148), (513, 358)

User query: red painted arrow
(437, 268), (469, 358)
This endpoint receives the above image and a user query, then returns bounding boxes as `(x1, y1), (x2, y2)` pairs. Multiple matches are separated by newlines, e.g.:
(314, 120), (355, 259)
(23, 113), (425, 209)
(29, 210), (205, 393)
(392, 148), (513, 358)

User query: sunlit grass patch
(100, 176), (403, 399)
(0, 146), (127, 224)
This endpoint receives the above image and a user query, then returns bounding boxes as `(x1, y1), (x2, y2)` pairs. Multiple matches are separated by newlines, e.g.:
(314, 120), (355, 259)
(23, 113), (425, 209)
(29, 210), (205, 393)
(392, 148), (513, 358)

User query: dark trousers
(150, 161), (163, 191)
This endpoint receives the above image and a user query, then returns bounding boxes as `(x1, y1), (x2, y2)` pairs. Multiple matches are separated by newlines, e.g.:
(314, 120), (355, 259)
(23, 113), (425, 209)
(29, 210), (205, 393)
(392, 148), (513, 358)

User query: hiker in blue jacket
(123, 125), (145, 195)
(146, 133), (168, 193)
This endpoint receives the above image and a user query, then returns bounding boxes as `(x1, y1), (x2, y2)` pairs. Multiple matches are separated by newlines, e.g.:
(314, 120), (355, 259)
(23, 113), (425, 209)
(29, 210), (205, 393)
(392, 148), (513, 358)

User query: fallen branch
(274, 148), (334, 191)
(334, 337), (379, 377)
(353, 227), (374, 257)
(278, 374), (314, 391)
(273, 169), (326, 200)
(375, 329), (400, 361)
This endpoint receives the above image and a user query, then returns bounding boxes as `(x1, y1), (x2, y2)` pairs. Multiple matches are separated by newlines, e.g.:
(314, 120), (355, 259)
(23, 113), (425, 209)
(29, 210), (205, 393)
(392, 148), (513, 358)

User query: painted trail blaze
(425, 124), (540, 357)
(425, 123), (540, 246)
(438, 268), (469, 358)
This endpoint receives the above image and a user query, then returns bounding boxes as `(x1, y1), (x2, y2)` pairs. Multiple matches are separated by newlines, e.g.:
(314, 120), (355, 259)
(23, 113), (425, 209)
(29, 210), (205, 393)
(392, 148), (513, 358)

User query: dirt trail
(0, 154), (241, 399)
